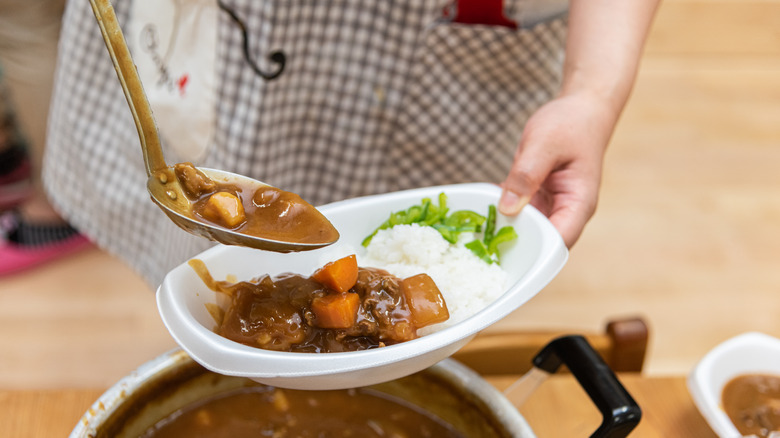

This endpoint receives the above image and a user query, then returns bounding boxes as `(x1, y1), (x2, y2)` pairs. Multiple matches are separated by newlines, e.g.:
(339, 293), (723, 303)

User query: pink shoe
(0, 210), (93, 277)
(0, 232), (92, 276)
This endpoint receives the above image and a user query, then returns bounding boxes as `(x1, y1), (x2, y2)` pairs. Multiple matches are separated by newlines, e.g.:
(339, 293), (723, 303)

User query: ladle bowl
(147, 167), (336, 252)
(90, 0), (338, 252)
(156, 183), (568, 390)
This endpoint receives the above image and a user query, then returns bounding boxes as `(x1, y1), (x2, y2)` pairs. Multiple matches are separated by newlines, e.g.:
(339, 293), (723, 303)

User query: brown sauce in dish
(190, 259), (449, 352)
(173, 162), (339, 245)
(141, 385), (465, 438)
(722, 374), (780, 437)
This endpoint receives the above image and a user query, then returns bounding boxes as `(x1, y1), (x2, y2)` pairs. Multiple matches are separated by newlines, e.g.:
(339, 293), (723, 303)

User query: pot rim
(69, 348), (535, 438)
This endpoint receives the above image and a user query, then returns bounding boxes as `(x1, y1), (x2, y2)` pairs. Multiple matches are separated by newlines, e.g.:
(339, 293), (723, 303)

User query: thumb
(498, 140), (556, 216)
(498, 185), (531, 216)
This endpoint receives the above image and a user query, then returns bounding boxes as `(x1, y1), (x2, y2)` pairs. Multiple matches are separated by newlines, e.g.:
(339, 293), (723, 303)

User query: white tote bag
(129, 0), (218, 162)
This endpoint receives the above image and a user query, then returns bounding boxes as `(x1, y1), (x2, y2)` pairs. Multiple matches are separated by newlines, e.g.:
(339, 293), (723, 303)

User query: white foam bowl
(157, 183), (568, 390)
(687, 332), (780, 437)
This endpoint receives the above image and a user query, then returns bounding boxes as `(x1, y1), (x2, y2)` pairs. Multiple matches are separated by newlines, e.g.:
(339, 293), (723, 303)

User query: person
(41, 0), (659, 287)
(0, 0), (91, 276)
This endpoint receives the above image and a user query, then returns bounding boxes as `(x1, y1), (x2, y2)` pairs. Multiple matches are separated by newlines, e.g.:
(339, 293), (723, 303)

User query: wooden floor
(2, 0), (780, 389)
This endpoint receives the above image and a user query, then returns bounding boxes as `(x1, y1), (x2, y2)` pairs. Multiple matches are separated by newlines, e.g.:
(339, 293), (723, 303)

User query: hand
(498, 91), (617, 248)
(497, 0), (659, 247)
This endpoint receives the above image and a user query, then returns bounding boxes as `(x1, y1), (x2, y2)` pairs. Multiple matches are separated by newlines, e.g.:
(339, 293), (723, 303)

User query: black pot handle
(533, 335), (642, 438)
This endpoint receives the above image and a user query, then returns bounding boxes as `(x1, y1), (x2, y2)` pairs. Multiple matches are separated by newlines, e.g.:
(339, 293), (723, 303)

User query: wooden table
(1, 374), (716, 438)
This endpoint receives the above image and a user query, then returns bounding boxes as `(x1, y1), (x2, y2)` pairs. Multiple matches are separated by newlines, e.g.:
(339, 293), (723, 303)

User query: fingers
(498, 127), (598, 248)
(547, 196), (595, 248)
(498, 126), (558, 217)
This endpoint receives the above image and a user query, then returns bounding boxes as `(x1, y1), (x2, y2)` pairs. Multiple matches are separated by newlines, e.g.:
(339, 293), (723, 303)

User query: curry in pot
(141, 385), (465, 438)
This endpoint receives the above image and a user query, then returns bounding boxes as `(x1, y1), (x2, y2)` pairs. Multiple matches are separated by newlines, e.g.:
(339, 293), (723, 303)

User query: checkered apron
(44, 0), (568, 286)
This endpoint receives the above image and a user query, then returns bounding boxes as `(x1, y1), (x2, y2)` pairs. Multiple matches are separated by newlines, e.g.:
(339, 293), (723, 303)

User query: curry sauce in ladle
(90, 0), (338, 252)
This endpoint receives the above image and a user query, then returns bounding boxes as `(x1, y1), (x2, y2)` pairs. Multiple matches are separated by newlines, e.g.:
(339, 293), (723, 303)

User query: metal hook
(217, 0), (286, 81)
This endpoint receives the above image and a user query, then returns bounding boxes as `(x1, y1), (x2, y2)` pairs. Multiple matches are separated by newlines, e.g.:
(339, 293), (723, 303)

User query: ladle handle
(89, 0), (167, 176)
(533, 335), (642, 438)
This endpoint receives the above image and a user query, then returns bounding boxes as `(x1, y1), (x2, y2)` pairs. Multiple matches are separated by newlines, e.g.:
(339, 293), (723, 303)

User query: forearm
(560, 0), (660, 119)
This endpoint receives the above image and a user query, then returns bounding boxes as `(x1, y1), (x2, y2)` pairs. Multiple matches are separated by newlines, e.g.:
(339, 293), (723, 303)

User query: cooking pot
(70, 336), (640, 438)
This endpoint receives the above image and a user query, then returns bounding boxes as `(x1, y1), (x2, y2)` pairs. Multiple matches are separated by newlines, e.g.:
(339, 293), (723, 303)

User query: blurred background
(1, 0), (779, 389)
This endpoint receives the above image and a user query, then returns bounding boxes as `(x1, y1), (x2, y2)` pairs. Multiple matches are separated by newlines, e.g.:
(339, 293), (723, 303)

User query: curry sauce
(190, 257), (450, 353)
(174, 162), (339, 245)
(722, 373), (780, 437)
(141, 385), (465, 438)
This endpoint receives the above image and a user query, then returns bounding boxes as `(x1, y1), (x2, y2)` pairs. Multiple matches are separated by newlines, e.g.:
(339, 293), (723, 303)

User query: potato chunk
(201, 192), (246, 228)
(400, 274), (449, 328)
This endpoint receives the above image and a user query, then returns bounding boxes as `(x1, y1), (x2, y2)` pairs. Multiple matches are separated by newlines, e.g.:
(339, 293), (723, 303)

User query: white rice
(358, 224), (508, 334)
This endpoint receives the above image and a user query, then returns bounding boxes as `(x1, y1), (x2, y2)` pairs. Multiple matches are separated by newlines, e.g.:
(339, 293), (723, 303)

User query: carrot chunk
(400, 274), (449, 328)
(311, 254), (359, 293)
(311, 292), (360, 329)
(202, 191), (246, 228)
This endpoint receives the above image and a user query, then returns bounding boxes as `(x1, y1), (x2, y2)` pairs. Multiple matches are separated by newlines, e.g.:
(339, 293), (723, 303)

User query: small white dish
(687, 332), (780, 437)
(157, 183), (568, 390)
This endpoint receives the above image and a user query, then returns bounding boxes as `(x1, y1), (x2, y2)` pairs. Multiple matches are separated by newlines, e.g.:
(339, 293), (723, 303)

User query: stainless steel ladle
(89, 0), (338, 252)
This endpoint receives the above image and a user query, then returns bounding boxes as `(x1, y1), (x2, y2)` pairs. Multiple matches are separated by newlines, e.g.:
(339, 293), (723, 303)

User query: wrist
(559, 69), (632, 124)
(558, 87), (623, 137)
